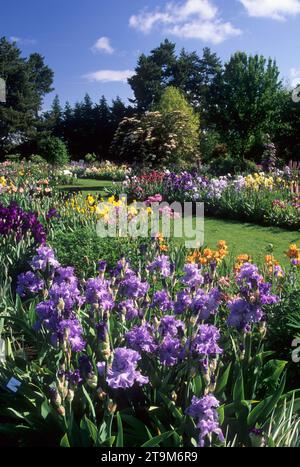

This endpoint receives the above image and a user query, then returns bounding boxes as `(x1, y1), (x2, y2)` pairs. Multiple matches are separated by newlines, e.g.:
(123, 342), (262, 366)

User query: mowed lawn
(59, 178), (300, 265)
(174, 216), (300, 266)
(57, 178), (118, 197)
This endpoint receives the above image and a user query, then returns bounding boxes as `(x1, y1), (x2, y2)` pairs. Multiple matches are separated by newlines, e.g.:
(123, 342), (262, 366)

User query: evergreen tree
(42, 95), (63, 136)
(0, 37), (53, 157)
(94, 96), (112, 158)
(128, 39), (176, 112)
(128, 41), (221, 119)
(110, 96), (127, 126)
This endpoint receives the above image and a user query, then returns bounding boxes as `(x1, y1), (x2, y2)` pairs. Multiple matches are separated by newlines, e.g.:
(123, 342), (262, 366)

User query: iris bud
(107, 400), (117, 414)
(97, 387), (107, 400)
(66, 389), (74, 403)
(57, 406), (65, 416)
(87, 374), (98, 389)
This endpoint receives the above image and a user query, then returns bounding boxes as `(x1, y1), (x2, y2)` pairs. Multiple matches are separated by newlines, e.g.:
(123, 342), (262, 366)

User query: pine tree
(0, 37), (53, 157)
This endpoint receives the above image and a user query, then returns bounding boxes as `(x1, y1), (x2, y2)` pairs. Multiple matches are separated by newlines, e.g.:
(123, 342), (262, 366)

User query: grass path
(57, 178), (116, 197)
(174, 216), (300, 265)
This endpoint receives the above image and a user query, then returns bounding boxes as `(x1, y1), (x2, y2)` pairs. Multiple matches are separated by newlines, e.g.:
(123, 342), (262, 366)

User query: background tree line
(0, 37), (299, 169)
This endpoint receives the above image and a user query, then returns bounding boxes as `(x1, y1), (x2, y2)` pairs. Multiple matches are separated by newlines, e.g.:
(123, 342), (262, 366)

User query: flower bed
(0, 161), (300, 448)
(0, 234), (299, 446)
(55, 161), (130, 183)
(109, 169), (300, 229)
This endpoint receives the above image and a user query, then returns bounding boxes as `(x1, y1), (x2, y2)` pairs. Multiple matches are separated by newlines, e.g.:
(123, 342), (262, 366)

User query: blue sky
(1, 0), (300, 110)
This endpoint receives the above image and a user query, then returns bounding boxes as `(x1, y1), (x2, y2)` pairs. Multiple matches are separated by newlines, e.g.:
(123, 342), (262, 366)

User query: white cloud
(130, 12), (170, 33)
(173, 0), (218, 20)
(291, 68), (300, 87)
(169, 20), (241, 43)
(10, 36), (36, 45)
(91, 36), (114, 54)
(239, 0), (300, 21)
(129, 0), (241, 44)
(83, 69), (135, 83)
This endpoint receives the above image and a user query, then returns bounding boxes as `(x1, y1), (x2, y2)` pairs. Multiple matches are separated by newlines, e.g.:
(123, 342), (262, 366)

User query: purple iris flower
(97, 347), (148, 389)
(186, 395), (224, 447)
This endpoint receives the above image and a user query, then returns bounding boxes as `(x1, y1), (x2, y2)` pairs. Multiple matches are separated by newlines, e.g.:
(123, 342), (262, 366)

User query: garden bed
(0, 160), (300, 448)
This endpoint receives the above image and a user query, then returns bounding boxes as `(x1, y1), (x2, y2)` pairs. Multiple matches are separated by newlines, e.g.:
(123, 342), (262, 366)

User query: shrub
(209, 154), (258, 176)
(209, 155), (238, 176)
(243, 159), (259, 174)
(200, 130), (221, 164)
(84, 153), (97, 164)
(5, 154), (21, 162)
(29, 154), (47, 164)
(38, 136), (69, 166)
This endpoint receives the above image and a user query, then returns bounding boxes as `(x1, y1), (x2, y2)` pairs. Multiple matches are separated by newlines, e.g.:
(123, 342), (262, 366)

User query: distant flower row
(109, 169), (300, 229)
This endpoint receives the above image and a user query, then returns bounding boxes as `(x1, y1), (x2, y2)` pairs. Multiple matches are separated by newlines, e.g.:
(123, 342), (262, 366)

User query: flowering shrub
(110, 88), (200, 169)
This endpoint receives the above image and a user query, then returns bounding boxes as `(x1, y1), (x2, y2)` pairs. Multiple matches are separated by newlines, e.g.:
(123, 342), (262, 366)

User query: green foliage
(275, 90), (300, 162)
(156, 86), (197, 120)
(209, 155), (238, 176)
(200, 130), (221, 164)
(84, 153), (97, 164)
(0, 37), (53, 158)
(5, 154), (21, 162)
(156, 86), (200, 165)
(208, 52), (283, 160)
(52, 226), (156, 279)
(28, 154), (47, 164)
(128, 40), (221, 114)
(209, 155), (258, 176)
(128, 39), (176, 112)
(242, 160), (259, 174)
(42, 94), (132, 160)
(38, 136), (69, 166)
(262, 394), (300, 447)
